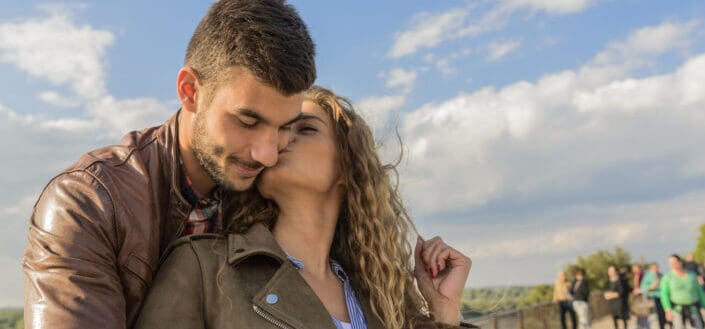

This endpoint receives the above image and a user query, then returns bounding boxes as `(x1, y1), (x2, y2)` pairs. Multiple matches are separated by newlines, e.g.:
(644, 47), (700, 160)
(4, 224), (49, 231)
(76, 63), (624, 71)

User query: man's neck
(177, 110), (216, 197)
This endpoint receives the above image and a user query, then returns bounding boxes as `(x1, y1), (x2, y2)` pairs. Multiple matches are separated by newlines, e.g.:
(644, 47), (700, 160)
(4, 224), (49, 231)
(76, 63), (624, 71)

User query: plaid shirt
(180, 166), (223, 236)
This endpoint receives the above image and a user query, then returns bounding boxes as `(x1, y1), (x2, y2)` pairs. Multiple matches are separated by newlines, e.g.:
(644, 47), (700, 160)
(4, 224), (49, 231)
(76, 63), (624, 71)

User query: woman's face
(258, 100), (342, 198)
(608, 266), (617, 277)
(669, 256), (683, 271)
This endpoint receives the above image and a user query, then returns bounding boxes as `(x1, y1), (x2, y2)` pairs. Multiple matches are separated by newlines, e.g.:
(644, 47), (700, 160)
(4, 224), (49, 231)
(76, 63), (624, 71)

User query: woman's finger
(422, 237), (443, 277)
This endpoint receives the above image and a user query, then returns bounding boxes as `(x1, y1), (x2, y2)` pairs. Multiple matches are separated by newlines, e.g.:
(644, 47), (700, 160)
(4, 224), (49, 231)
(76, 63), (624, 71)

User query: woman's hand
(414, 236), (472, 326)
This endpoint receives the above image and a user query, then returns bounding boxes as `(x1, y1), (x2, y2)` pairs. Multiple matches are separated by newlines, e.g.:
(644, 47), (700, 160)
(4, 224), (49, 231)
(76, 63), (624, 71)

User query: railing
(465, 292), (611, 329)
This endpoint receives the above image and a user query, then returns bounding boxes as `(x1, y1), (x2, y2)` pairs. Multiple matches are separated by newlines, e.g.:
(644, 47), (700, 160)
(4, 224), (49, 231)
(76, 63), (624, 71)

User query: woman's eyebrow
(298, 113), (326, 124)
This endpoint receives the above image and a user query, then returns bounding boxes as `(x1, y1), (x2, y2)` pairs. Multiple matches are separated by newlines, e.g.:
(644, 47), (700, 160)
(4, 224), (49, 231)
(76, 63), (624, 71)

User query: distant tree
(565, 247), (631, 291)
(695, 224), (705, 263)
(522, 284), (554, 306)
(0, 309), (23, 329)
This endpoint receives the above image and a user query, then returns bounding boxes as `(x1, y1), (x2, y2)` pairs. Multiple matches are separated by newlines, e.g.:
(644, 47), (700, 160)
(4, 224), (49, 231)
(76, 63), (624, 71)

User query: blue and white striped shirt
(287, 256), (368, 329)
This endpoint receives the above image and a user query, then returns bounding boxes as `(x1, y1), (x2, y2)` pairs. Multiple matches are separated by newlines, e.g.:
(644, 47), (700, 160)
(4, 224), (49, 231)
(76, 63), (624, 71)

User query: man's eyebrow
(237, 108), (269, 124)
(238, 109), (306, 127)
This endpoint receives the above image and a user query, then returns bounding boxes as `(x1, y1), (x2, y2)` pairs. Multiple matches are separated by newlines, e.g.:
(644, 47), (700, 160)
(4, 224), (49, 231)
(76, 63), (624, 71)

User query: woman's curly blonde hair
(226, 85), (428, 329)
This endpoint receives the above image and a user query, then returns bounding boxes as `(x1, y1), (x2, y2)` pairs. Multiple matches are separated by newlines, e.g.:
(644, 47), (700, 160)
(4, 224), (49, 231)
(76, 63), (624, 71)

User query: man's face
(191, 67), (304, 192)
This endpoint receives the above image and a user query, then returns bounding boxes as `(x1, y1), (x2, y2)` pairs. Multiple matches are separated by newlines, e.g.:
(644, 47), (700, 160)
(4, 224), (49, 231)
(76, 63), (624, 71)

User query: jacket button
(265, 294), (279, 304)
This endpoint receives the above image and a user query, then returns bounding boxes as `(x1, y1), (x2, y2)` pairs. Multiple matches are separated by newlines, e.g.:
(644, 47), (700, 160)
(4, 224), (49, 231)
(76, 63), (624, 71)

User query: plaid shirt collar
(179, 160), (223, 236)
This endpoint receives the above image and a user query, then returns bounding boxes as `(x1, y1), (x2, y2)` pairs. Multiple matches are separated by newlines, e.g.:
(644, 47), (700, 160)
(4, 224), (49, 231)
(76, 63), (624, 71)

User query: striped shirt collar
(286, 255), (367, 329)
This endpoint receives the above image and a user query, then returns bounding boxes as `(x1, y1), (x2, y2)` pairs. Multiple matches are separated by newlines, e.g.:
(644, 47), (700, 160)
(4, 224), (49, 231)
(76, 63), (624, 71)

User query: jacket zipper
(253, 304), (293, 329)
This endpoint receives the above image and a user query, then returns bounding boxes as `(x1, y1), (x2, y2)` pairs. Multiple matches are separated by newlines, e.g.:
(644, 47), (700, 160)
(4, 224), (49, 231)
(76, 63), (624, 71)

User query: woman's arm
(134, 240), (206, 329)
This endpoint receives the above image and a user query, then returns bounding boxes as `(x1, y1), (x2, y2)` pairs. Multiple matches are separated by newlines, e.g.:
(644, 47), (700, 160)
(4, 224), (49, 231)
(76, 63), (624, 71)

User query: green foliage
(461, 285), (554, 318)
(0, 309), (23, 329)
(565, 246), (632, 291)
(695, 224), (705, 263)
(522, 284), (554, 306)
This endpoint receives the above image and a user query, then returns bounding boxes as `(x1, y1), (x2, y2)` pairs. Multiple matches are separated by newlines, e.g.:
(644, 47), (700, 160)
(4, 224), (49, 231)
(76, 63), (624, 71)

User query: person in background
(641, 262), (667, 329)
(699, 260), (705, 291)
(633, 264), (645, 295)
(661, 254), (705, 329)
(605, 266), (630, 329)
(632, 264), (649, 329)
(571, 268), (591, 329)
(684, 253), (699, 274)
(554, 271), (577, 329)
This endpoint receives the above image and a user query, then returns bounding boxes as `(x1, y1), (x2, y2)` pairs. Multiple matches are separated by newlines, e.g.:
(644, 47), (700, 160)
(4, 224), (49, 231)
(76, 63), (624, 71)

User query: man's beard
(191, 114), (240, 192)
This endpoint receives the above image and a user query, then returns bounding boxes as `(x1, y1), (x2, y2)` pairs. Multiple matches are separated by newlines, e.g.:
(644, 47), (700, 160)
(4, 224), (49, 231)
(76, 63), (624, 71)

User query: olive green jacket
(135, 223), (471, 329)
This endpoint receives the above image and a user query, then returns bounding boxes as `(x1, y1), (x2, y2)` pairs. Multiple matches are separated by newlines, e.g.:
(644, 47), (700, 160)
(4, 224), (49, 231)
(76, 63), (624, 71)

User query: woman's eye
(297, 125), (317, 133)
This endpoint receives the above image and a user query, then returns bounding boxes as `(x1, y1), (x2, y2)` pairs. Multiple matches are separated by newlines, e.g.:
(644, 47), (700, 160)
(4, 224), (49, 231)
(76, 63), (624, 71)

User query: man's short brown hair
(185, 0), (316, 95)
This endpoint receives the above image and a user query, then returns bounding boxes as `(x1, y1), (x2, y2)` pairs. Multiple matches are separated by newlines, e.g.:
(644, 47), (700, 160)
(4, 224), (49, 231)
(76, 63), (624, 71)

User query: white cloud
(0, 5), (114, 100)
(384, 68), (418, 92)
(389, 1), (596, 58)
(0, 5), (173, 137)
(356, 95), (406, 131)
(400, 39), (705, 216)
(502, 0), (595, 14)
(38, 91), (81, 108)
(486, 40), (521, 61)
(89, 96), (173, 138)
(591, 20), (700, 70)
(431, 48), (472, 77)
(436, 59), (456, 77)
(360, 68), (420, 132)
(387, 8), (467, 58)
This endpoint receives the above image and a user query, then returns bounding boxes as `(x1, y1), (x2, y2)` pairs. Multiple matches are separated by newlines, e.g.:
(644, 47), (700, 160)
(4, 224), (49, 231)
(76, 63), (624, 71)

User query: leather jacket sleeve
(134, 240), (205, 329)
(23, 171), (125, 329)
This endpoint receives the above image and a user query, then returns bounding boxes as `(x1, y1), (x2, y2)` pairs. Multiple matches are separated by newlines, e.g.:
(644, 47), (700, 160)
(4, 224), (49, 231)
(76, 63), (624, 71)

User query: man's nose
(251, 130), (281, 168)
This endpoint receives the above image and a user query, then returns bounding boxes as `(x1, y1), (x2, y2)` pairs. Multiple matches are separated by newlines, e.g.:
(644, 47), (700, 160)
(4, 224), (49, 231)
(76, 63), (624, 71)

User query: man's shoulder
(57, 117), (177, 186)
(73, 124), (165, 172)
(35, 117), (177, 211)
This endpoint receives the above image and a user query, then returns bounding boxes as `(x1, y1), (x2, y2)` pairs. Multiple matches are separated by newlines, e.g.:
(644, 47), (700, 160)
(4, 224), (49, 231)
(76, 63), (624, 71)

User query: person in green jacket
(641, 263), (666, 329)
(661, 254), (705, 329)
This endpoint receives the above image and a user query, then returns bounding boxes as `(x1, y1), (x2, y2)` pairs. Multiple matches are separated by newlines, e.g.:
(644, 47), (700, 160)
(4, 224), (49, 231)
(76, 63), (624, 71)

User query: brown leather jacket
(134, 223), (469, 329)
(22, 111), (215, 329)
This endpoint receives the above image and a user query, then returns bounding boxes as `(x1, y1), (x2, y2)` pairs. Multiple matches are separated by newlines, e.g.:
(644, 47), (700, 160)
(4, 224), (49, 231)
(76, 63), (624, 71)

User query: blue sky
(1, 0), (705, 307)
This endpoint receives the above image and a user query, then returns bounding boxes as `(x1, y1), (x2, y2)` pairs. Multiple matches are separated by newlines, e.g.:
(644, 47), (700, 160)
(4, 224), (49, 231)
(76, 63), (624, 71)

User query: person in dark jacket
(135, 87), (474, 329)
(22, 1), (316, 328)
(605, 266), (630, 329)
(570, 268), (591, 329)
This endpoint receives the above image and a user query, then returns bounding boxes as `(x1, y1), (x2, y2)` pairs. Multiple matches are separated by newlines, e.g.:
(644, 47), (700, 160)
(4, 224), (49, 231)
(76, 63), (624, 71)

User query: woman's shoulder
(161, 233), (228, 264)
(161, 224), (284, 267)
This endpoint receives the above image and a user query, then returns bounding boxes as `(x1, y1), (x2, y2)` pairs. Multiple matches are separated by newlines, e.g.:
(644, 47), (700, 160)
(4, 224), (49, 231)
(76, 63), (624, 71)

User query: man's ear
(177, 67), (201, 114)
